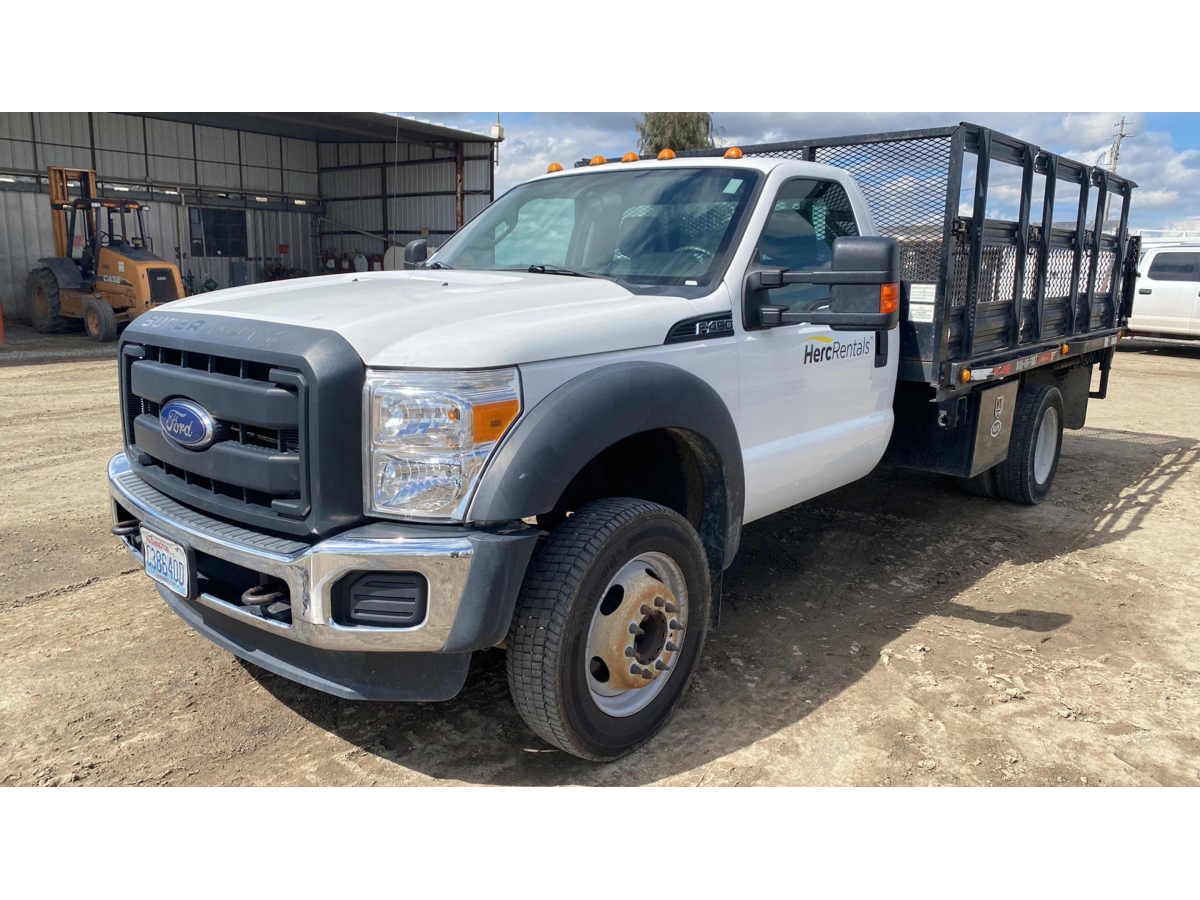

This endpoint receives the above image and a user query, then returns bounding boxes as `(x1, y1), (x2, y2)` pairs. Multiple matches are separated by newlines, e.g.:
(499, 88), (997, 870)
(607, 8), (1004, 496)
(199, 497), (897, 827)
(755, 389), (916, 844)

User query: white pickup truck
(109, 123), (1139, 760)
(1127, 242), (1200, 342)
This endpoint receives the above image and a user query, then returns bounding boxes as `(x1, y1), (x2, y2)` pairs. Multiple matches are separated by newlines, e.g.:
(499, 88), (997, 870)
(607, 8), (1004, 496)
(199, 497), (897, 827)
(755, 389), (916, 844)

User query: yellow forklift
(25, 167), (185, 341)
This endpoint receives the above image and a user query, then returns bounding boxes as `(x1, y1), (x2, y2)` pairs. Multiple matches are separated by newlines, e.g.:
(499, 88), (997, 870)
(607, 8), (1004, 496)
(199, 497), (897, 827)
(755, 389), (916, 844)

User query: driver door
(736, 176), (897, 522)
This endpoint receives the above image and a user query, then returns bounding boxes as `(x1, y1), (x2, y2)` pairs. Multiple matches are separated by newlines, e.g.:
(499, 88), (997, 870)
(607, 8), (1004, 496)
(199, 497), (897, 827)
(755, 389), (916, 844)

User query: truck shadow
(253, 424), (1199, 784)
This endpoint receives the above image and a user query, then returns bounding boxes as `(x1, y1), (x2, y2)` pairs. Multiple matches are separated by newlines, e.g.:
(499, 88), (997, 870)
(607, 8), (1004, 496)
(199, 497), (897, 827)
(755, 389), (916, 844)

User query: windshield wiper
(527, 263), (598, 278)
(424, 260), (452, 269)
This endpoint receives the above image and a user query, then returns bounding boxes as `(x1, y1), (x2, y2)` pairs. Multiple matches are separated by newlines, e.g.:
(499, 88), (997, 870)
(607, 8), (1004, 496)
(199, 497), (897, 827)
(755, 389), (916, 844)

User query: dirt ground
(2, 323), (1198, 786)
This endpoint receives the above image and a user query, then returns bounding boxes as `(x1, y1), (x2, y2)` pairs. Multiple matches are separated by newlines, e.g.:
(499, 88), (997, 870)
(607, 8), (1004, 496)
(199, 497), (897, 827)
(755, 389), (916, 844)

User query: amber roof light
(546, 163), (563, 173)
(657, 148), (676, 160)
(621, 151), (639, 163)
(589, 155), (607, 166)
(724, 147), (743, 159)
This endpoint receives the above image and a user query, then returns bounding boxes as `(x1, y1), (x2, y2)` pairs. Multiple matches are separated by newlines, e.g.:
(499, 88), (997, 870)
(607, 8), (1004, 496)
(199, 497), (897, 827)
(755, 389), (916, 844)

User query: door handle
(1138, 288), (1152, 294)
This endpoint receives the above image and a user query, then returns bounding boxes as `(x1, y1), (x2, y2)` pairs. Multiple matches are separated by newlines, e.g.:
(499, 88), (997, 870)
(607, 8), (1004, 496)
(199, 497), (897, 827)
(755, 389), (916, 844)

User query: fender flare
(468, 361), (744, 569)
(37, 257), (83, 290)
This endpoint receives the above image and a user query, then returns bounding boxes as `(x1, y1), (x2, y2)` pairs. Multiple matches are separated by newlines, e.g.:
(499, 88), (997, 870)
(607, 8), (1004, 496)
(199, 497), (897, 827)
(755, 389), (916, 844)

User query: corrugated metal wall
(0, 113), (322, 316)
(318, 139), (494, 255)
(0, 115), (496, 317)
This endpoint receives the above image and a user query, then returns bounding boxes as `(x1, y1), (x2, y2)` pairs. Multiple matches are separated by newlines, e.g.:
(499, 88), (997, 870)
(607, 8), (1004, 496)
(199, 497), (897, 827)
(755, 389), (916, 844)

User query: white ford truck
(109, 123), (1139, 760)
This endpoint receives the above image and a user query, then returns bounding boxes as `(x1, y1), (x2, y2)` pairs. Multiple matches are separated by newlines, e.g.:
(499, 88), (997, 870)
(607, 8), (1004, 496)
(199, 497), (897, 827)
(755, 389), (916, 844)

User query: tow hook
(241, 582), (292, 623)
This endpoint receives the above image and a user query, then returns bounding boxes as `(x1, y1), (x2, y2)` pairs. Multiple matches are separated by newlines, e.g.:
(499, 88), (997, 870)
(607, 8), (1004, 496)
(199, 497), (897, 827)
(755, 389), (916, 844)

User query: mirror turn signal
(880, 283), (899, 315)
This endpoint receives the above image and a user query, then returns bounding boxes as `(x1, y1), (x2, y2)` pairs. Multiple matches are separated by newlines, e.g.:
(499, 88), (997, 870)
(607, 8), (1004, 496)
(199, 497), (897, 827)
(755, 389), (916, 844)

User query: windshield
(428, 167), (761, 286)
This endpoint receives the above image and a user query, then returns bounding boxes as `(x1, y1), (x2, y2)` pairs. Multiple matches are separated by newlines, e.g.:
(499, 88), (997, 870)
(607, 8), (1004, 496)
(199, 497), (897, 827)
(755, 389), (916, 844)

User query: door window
(755, 179), (859, 312)
(1147, 252), (1199, 282)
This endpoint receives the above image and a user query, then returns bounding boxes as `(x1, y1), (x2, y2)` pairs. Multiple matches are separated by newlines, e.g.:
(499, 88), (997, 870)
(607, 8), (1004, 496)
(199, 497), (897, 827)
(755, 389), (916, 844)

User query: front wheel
(506, 498), (711, 761)
(83, 297), (118, 342)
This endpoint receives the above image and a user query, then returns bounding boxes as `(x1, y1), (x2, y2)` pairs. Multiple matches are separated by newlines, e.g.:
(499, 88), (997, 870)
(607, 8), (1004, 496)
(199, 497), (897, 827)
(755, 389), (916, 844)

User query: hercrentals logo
(802, 335), (872, 365)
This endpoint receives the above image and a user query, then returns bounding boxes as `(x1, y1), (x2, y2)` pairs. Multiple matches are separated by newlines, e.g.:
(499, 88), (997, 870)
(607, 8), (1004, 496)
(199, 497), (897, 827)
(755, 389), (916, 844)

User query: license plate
(142, 528), (189, 598)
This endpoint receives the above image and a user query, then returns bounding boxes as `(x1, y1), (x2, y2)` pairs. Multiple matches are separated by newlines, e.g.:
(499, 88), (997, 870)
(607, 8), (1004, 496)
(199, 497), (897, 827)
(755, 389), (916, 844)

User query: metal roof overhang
(134, 112), (496, 147)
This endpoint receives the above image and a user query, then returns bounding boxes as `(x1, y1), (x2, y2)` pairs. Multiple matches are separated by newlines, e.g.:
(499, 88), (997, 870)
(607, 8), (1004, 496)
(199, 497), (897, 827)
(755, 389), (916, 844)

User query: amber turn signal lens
(546, 163), (563, 173)
(1061, 343), (1070, 354)
(589, 155), (607, 166)
(880, 282), (900, 315)
(473, 398), (520, 444)
(621, 151), (639, 163)
(657, 148), (676, 160)
(961, 369), (972, 383)
(724, 147), (743, 159)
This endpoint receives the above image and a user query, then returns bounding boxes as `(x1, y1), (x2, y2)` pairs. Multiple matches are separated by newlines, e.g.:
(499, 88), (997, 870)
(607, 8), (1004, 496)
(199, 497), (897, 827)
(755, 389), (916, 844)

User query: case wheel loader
(25, 167), (185, 342)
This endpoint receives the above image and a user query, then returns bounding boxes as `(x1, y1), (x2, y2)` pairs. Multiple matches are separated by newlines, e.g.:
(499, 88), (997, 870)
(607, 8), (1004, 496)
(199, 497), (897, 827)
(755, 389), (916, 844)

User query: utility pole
(1103, 116), (1128, 228)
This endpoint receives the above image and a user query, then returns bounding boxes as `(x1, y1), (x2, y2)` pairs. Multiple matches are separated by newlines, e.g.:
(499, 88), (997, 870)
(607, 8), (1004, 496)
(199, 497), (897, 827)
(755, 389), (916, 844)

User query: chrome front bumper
(107, 452), (536, 655)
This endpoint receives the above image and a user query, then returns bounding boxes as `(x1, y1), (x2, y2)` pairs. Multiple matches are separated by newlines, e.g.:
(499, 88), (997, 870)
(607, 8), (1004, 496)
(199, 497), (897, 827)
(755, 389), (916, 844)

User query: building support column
(455, 142), (464, 229)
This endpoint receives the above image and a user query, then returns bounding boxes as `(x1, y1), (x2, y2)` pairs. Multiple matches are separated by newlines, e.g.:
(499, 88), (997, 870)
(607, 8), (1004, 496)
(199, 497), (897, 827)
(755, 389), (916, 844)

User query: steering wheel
(677, 245), (715, 263)
(98, 231), (110, 247)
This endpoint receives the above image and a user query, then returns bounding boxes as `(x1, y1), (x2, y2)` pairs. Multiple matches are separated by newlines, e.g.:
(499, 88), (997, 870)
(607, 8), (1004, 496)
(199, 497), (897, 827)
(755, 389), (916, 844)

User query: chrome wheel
(1033, 406), (1059, 484)
(584, 551), (688, 717)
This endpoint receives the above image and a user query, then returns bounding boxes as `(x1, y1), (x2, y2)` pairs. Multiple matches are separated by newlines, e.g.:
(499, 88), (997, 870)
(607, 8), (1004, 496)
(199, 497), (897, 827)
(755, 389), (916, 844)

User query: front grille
(121, 342), (308, 523)
(146, 268), (179, 303)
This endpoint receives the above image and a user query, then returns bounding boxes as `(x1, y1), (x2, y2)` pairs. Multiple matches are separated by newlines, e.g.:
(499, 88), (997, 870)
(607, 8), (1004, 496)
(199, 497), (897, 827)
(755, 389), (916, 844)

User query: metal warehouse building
(0, 112), (500, 320)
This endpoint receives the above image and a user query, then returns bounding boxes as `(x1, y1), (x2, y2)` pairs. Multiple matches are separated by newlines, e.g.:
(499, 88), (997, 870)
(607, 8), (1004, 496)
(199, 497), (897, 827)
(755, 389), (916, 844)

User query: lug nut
(629, 663), (641, 675)
(664, 602), (678, 614)
(653, 596), (664, 608)
(628, 623), (644, 635)
(640, 604), (652, 615)
(624, 646), (637, 657)
(665, 641), (680, 652)
(668, 619), (681, 631)
(655, 660), (670, 671)
(641, 669), (654, 680)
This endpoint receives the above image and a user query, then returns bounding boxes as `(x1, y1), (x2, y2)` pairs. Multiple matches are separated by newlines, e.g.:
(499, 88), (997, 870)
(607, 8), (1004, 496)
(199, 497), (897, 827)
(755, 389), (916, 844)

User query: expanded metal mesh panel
(742, 136), (953, 284)
(1044, 247), (1076, 299)
(1094, 250), (1116, 294)
(818, 138), (951, 284)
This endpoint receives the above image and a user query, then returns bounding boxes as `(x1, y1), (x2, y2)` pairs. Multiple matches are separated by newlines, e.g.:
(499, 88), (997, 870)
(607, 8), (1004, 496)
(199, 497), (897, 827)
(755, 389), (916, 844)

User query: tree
(635, 112), (716, 156)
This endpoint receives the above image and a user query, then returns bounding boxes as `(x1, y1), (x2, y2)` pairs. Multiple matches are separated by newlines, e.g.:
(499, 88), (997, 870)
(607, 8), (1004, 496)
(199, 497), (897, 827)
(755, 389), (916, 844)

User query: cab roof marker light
(657, 148), (676, 160)
(621, 151), (639, 163)
(546, 162), (563, 173)
(724, 147), (743, 159)
(589, 155), (607, 166)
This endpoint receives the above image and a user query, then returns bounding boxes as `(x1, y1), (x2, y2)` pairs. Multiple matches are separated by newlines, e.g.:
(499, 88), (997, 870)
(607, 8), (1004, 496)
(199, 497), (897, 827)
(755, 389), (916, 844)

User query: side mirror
(744, 236), (900, 332)
(403, 239), (428, 269)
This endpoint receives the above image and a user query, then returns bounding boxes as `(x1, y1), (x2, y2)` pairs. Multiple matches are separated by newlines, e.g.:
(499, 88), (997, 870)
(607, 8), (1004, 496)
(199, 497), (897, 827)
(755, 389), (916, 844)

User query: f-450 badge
(695, 318), (733, 336)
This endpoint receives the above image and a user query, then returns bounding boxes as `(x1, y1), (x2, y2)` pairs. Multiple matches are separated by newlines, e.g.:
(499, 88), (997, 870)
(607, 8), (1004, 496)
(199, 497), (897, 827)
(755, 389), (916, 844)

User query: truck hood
(159, 270), (703, 368)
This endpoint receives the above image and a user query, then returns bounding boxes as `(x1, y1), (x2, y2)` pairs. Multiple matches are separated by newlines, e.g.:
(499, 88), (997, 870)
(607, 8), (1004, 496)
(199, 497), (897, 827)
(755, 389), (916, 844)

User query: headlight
(364, 368), (521, 519)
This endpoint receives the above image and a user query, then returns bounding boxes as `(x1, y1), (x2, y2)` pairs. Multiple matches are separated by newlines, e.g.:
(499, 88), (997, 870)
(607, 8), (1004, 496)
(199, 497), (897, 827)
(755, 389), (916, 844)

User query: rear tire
(955, 466), (998, 498)
(25, 268), (73, 334)
(997, 384), (1063, 505)
(506, 498), (711, 762)
(83, 297), (118, 342)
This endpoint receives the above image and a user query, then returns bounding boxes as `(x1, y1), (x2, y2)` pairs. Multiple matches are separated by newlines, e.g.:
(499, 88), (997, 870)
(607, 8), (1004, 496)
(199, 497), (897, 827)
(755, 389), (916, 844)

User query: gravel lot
(2, 324), (1198, 786)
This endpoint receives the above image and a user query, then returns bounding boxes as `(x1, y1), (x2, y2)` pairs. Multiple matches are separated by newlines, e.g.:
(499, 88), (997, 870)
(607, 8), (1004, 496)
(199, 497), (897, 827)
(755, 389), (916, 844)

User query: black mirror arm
(751, 266), (895, 289)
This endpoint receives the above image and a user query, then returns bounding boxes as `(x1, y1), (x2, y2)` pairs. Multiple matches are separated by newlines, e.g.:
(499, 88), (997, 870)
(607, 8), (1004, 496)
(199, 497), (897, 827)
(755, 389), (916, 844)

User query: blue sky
(398, 112), (1200, 235)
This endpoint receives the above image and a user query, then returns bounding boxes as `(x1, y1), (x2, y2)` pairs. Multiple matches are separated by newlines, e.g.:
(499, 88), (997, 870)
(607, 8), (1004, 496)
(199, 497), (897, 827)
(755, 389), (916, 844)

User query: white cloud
(407, 112), (1200, 232)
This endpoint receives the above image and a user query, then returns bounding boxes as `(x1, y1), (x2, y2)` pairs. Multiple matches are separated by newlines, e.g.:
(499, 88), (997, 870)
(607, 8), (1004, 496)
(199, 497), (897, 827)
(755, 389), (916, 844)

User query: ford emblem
(160, 399), (217, 450)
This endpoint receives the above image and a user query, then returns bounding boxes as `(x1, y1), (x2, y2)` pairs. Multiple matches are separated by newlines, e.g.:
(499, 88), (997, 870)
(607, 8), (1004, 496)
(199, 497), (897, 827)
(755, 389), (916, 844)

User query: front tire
(997, 384), (1063, 505)
(506, 498), (711, 761)
(83, 297), (118, 342)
